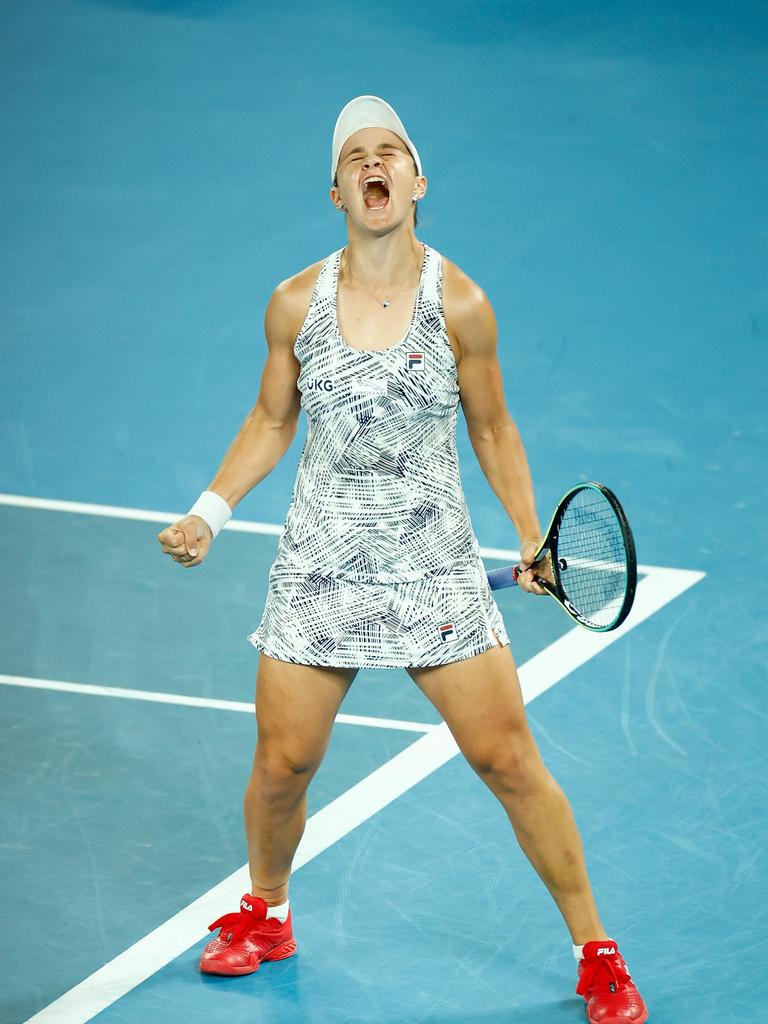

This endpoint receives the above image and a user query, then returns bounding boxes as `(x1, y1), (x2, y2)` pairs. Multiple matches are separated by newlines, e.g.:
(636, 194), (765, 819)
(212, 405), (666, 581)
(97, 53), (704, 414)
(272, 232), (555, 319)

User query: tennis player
(157, 95), (648, 1024)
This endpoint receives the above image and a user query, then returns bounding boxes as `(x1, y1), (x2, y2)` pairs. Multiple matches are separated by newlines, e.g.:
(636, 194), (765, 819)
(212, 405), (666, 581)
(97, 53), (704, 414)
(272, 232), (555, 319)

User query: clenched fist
(157, 515), (213, 568)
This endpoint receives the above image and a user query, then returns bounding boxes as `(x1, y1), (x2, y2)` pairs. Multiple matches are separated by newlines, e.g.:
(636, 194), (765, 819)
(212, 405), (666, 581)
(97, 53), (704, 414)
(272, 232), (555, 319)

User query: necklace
(341, 244), (425, 308)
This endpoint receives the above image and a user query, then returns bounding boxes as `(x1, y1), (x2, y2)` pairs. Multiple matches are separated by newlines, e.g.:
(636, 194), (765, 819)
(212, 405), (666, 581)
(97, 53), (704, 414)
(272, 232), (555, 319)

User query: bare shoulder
(441, 255), (496, 365)
(255, 258), (326, 431)
(265, 257), (326, 347)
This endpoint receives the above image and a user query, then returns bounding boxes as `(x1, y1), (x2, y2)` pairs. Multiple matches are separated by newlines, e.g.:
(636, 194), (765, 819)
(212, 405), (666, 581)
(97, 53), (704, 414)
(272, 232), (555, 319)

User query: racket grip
(486, 564), (521, 590)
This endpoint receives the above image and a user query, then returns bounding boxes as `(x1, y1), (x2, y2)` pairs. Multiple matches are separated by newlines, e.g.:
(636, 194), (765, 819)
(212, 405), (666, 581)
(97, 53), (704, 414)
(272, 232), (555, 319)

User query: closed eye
(347, 150), (400, 162)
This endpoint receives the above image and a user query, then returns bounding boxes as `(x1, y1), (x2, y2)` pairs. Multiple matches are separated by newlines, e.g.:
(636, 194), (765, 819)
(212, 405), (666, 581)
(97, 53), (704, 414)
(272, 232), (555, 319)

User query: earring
(412, 192), (419, 201)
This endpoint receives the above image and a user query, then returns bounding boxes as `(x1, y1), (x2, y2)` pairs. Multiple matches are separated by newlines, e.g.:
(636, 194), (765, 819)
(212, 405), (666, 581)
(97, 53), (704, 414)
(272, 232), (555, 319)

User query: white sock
(265, 900), (290, 923)
(573, 943), (585, 961)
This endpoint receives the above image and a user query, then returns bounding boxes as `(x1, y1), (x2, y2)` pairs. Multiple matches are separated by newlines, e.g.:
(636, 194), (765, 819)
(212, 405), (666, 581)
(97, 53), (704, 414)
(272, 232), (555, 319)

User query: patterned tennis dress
(247, 241), (510, 668)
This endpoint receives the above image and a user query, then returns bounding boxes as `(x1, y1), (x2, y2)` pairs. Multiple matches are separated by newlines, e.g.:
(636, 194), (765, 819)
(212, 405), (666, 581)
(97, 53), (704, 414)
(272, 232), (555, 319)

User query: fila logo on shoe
(597, 947), (616, 956)
(240, 900), (253, 912)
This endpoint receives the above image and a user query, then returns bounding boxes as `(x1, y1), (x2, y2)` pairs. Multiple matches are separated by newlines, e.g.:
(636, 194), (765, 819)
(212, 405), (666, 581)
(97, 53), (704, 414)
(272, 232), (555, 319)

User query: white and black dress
(248, 242), (510, 668)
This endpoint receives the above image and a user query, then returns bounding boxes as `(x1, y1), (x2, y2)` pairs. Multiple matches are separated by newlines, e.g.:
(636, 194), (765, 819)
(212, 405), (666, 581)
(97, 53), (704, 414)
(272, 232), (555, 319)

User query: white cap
(331, 95), (422, 185)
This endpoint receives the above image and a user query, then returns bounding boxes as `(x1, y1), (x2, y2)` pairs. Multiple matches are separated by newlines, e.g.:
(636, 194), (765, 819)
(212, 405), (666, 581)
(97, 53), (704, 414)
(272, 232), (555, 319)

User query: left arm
(445, 265), (545, 592)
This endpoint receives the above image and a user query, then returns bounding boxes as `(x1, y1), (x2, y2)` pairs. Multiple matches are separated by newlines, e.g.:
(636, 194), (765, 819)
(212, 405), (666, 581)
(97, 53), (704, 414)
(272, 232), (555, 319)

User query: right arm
(157, 273), (311, 567)
(205, 281), (304, 509)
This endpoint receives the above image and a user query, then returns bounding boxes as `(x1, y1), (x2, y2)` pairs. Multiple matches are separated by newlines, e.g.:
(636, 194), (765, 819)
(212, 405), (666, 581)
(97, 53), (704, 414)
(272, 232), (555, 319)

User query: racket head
(542, 482), (637, 631)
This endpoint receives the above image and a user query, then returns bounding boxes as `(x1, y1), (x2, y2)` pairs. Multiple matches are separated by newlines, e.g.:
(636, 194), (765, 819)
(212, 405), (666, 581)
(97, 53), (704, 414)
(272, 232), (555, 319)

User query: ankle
(571, 930), (613, 945)
(249, 882), (289, 906)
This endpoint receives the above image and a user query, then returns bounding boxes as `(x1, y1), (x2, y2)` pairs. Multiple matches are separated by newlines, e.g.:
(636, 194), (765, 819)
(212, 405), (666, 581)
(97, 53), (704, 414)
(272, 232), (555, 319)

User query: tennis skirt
(247, 556), (510, 669)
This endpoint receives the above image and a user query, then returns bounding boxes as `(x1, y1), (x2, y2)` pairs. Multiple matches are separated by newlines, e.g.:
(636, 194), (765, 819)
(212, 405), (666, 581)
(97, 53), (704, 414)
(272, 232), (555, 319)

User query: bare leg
(244, 653), (358, 904)
(408, 638), (609, 944)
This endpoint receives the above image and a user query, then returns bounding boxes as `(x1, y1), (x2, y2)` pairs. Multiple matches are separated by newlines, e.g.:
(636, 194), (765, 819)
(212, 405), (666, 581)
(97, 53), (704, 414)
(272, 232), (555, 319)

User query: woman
(157, 95), (648, 1024)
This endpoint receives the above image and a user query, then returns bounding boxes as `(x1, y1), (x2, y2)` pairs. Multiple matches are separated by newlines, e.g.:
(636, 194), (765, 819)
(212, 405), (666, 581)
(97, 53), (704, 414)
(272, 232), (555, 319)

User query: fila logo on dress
(439, 622), (458, 642)
(407, 352), (424, 371)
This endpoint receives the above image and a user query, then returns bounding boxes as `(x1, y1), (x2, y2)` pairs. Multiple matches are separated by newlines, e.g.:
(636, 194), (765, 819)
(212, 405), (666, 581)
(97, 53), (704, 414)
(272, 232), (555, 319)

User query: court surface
(1, 2), (766, 1023)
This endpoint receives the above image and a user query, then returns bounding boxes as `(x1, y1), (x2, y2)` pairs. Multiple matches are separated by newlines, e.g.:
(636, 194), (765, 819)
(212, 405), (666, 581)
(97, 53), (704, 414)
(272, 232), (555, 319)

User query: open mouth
(362, 176), (390, 210)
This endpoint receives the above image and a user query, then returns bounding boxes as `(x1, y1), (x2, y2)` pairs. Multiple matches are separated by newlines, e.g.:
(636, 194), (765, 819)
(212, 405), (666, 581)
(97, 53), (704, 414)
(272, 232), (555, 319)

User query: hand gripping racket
(486, 482), (637, 632)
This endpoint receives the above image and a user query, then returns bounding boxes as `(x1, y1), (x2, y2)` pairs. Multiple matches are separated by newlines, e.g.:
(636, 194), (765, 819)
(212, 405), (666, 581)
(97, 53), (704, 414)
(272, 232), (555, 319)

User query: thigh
(406, 643), (536, 768)
(255, 653), (359, 769)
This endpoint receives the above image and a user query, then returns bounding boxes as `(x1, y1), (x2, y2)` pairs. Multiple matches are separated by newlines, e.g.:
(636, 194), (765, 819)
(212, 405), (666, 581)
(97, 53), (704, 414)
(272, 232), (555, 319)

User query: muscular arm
(444, 262), (542, 546)
(206, 279), (306, 509)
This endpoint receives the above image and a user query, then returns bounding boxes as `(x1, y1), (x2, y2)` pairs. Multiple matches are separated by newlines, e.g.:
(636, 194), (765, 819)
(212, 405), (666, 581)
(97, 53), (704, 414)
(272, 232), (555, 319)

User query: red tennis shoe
(199, 894), (297, 976)
(576, 940), (648, 1023)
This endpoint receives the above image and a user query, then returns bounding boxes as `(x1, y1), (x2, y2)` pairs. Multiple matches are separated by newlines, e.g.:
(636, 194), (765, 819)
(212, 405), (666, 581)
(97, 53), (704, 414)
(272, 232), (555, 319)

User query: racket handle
(486, 564), (522, 590)
(487, 547), (551, 591)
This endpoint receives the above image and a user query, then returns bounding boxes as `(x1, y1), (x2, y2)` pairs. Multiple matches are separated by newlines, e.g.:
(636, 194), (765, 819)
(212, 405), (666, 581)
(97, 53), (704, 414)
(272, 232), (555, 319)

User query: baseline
(0, 675), (434, 734)
(0, 492), (663, 575)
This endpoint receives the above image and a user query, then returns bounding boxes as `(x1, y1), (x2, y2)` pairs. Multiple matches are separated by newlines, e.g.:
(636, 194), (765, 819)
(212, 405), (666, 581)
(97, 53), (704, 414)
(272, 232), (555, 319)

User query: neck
(340, 230), (424, 292)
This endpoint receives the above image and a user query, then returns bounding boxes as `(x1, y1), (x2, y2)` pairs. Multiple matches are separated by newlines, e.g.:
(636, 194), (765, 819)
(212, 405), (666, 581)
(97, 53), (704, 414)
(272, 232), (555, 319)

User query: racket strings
(556, 492), (629, 628)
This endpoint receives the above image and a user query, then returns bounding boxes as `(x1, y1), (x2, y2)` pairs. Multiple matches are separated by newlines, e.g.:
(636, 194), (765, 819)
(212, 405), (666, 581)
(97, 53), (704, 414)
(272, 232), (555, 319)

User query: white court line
(19, 564), (704, 1024)
(0, 492), (283, 536)
(0, 491), (670, 575)
(0, 675), (435, 734)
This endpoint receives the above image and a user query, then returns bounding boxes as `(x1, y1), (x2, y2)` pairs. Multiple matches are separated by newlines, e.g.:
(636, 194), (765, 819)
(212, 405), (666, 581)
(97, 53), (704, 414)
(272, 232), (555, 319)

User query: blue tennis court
(1, 2), (766, 1022)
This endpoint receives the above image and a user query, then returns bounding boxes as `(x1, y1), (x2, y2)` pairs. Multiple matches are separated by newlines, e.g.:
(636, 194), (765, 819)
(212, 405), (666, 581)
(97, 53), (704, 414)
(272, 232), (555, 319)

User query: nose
(362, 154), (383, 170)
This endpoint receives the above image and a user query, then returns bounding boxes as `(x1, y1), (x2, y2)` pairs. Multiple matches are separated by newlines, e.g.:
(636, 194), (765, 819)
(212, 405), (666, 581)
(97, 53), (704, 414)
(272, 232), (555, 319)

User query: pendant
(382, 301), (390, 308)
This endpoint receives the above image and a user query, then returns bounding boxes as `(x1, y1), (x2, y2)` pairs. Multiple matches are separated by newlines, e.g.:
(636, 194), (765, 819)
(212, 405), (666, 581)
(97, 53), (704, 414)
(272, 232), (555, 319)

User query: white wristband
(187, 490), (232, 539)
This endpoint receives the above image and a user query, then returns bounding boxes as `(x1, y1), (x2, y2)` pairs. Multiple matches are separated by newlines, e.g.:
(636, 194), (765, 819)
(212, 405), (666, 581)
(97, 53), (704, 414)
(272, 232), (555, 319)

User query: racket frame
(510, 482), (637, 632)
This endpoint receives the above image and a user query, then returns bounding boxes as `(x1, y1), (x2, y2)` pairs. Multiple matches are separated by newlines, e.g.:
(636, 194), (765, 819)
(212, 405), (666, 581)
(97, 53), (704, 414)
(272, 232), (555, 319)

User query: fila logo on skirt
(407, 352), (425, 371)
(439, 622), (458, 642)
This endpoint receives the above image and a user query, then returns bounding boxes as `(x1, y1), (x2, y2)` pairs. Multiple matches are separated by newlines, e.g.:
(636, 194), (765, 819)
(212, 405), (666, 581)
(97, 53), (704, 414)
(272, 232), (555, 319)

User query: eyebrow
(343, 141), (405, 158)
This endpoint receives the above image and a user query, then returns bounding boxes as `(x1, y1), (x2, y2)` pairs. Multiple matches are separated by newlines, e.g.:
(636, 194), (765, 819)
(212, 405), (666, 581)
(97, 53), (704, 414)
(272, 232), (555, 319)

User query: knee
(468, 732), (544, 798)
(249, 743), (321, 806)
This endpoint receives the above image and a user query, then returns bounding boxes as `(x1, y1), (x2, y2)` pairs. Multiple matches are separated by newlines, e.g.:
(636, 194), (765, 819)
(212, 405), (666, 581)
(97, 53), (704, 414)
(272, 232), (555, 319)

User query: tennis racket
(486, 482), (637, 632)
